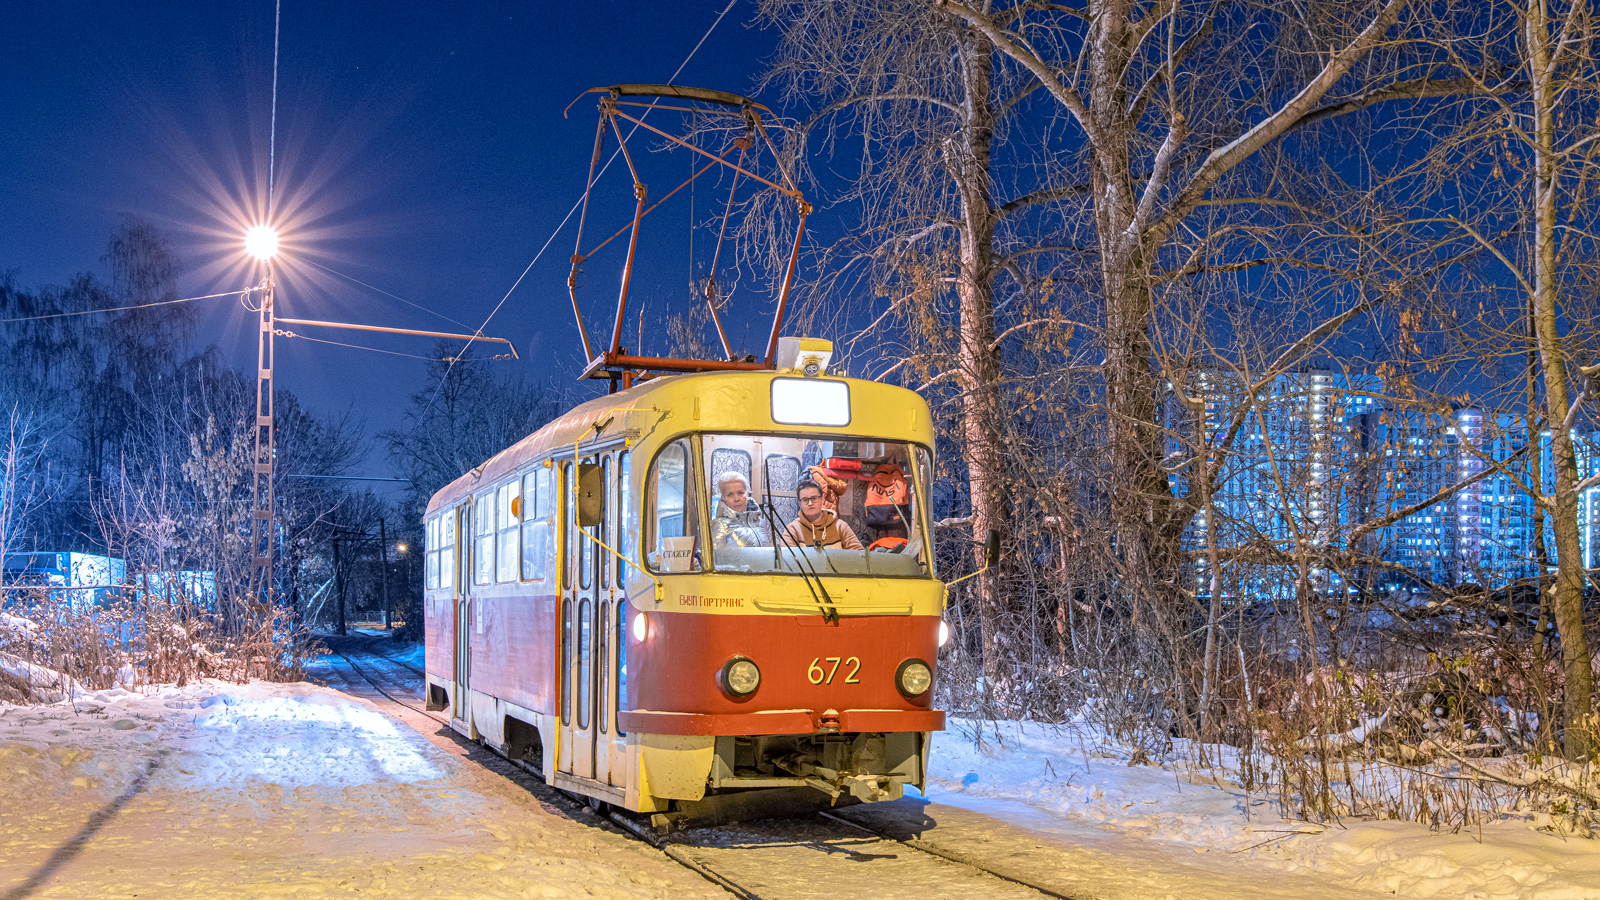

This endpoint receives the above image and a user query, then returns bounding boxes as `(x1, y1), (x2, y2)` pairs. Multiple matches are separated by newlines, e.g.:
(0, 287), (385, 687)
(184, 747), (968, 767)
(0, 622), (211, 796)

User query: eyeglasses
(799, 496), (824, 504)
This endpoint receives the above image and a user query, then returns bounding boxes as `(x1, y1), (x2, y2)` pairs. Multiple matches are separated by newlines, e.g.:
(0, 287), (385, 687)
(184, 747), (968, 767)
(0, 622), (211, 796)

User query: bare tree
(759, 0), (1092, 679)
(1408, 0), (1600, 757)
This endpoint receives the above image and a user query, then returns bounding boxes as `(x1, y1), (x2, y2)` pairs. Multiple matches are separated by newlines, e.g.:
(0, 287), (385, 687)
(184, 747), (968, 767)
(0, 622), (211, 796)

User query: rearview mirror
(984, 530), (1001, 569)
(577, 462), (604, 527)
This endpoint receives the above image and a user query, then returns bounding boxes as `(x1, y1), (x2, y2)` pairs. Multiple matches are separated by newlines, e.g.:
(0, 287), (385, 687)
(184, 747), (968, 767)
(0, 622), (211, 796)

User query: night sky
(0, 1), (782, 487)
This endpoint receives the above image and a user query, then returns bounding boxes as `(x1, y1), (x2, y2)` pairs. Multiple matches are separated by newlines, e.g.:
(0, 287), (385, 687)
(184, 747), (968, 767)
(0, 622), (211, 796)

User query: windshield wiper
(760, 457), (838, 623)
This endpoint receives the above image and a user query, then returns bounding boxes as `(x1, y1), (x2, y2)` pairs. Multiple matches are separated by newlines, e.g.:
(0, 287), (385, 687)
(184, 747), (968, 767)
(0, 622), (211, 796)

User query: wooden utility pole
(332, 521), (346, 637)
(379, 518), (392, 630)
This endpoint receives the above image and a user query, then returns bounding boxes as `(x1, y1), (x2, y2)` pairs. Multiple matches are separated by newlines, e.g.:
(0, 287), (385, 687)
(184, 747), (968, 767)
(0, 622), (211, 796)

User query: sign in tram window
(521, 467), (550, 581)
(497, 481), (520, 583)
(473, 490), (495, 586)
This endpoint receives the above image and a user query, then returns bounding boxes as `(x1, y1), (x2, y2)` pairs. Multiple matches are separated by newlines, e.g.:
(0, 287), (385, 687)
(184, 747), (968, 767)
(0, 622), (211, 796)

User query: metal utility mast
(238, 258), (518, 606)
(249, 271), (276, 602)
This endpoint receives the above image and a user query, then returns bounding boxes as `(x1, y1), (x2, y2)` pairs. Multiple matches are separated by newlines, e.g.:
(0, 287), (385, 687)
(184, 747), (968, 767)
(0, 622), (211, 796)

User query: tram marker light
(631, 612), (649, 642)
(938, 620), (950, 648)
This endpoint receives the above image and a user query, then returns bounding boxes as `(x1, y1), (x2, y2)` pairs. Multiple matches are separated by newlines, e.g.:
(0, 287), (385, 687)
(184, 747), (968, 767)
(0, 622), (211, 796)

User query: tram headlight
(938, 619), (950, 648)
(631, 612), (648, 642)
(719, 657), (761, 697)
(896, 658), (932, 697)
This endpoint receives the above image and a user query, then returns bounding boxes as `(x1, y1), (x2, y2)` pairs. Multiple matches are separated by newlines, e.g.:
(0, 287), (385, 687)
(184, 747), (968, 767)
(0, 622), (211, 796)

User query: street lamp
(245, 224), (279, 261)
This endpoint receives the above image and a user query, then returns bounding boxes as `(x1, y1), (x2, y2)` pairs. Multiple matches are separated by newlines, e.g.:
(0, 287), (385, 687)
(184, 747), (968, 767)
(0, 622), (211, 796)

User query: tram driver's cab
(644, 433), (933, 579)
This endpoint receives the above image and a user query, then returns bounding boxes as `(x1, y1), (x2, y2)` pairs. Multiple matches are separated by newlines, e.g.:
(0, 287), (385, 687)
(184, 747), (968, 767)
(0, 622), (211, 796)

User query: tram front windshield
(701, 434), (931, 578)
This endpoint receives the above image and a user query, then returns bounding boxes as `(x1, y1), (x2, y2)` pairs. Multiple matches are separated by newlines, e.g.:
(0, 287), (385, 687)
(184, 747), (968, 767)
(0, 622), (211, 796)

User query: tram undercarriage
(435, 676), (929, 829)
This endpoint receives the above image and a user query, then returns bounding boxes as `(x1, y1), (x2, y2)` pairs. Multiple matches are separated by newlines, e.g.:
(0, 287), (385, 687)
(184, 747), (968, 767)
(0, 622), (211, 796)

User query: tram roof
(425, 370), (931, 515)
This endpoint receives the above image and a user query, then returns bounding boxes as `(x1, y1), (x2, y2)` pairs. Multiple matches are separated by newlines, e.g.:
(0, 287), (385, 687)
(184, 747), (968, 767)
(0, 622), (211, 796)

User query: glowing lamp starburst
(244, 225), (280, 261)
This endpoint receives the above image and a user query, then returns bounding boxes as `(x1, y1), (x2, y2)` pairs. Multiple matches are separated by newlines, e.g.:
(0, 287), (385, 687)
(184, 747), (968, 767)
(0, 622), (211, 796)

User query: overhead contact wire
(0, 290), (248, 323)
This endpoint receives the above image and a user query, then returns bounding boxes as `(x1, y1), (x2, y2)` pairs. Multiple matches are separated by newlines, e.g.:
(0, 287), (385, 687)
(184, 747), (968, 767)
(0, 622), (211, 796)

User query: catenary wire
(274, 329), (505, 361)
(300, 258), (474, 330)
(0, 290), (249, 324)
(417, 0), (740, 415)
(268, 0), (281, 224)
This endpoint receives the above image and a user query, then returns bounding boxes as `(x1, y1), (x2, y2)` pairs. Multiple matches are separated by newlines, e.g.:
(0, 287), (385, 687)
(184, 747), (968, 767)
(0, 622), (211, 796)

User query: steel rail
(816, 810), (1078, 900)
(321, 635), (449, 727)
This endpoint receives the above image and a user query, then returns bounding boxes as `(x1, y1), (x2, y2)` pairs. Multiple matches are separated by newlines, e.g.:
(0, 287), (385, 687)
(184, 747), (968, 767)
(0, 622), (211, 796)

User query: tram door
(598, 450), (629, 787)
(559, 453), (613, 783)
(450, 503), (470, 724)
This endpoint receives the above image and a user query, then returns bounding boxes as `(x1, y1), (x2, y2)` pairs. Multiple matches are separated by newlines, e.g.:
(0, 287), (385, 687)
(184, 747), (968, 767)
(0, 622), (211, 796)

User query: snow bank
(0, 651), (87, 702)
(925, 718), (1600, 900)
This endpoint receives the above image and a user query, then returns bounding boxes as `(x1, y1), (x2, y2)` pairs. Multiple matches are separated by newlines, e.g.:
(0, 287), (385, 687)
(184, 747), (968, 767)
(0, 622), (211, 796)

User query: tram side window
(439, 510), (457, 591)
(473, 489), (495, 586)
(496, 481), (520, 582)
(580, 456), (596, 591)
(425, 516), (439, 590)
(915, 447), (934, 577)
(646, 439), (701, 572)
(617, 452), (631, 587)
(521, 467), (550, 581)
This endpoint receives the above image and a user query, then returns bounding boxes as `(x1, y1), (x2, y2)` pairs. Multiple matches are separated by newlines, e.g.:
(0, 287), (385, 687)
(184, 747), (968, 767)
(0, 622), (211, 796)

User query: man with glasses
(784, 478), (864, 551)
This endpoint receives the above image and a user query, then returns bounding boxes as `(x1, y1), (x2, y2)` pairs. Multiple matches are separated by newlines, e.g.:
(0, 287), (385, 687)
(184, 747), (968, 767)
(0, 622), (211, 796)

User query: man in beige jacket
(784, 479), (864, 551)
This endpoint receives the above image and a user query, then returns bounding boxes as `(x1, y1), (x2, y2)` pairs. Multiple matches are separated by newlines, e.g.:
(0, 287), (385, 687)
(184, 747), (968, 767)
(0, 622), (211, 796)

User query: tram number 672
(808, 656), (861, 685)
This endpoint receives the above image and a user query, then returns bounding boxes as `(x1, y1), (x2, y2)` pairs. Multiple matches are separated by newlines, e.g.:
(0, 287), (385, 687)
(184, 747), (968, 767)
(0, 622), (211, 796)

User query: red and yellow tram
(422, 345), (951, 822)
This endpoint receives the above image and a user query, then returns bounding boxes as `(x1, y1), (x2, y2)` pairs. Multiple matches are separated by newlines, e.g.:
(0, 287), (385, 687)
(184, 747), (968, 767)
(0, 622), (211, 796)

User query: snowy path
(0, 635), (723, 900)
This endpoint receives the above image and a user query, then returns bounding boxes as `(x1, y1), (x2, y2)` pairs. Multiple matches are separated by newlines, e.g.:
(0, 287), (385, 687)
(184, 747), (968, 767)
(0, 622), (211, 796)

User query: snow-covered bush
(0, 584), (320, 704)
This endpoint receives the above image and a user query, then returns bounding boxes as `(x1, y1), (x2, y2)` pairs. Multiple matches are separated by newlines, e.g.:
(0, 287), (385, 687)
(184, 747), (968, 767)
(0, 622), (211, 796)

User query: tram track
(622, 809), (1078, 900)
(318, 633), (1078, 900)
(315, 632), (448, 728)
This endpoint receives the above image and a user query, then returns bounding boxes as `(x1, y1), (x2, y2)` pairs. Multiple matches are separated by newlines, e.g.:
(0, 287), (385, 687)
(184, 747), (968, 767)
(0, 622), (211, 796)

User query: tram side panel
(470, 591), (558, 715)
(424, 589), (452, 709)
(465, 588), (560, 767)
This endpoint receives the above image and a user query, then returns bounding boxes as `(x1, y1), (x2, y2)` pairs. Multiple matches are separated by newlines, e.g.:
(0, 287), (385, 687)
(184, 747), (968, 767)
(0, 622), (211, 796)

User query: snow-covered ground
(0, 679), (722, 899)
(4, 651), (1599, 899)
(921, 718), (1600, 899)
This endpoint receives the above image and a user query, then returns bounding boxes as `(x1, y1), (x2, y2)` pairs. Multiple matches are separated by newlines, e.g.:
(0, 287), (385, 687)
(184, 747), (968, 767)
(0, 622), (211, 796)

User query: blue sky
(1, 1), (780, 478)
